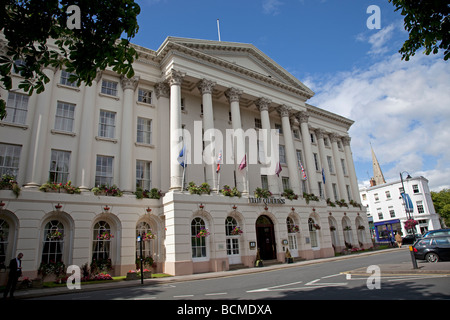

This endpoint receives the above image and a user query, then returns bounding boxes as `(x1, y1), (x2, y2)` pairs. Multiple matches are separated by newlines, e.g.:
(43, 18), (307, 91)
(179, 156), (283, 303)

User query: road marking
(247, 280), (303, 293)
(205, 292), (227, 296)
(173, 294), (194, 298)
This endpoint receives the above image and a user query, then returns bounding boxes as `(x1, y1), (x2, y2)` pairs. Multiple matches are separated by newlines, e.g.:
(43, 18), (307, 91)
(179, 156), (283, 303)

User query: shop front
(374, 219), (401, 243)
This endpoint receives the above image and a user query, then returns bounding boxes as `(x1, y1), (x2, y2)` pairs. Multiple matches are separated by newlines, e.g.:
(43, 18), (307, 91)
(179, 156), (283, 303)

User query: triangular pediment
(157, 37), (314, 99)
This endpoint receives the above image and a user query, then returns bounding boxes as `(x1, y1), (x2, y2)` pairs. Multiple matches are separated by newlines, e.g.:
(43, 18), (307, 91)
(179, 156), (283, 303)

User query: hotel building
(0, 36), (370, 281)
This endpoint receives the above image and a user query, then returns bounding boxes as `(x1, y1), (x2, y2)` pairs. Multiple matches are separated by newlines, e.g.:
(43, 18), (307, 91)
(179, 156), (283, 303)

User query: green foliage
(135, 187), (162, 199)
(431, 189), (450, 226)
(0, 0), (141, 119)
(221, 185), (242, 198)
(187, 182), (211, 195)
(388, 0), (449, 61)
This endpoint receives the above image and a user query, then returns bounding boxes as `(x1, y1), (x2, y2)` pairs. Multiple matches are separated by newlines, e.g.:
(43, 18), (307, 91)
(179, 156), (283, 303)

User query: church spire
(370, 144), (386, 186)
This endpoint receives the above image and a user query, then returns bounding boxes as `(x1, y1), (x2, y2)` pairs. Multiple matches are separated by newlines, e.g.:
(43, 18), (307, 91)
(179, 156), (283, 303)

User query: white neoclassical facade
(0, 36), (371, 281)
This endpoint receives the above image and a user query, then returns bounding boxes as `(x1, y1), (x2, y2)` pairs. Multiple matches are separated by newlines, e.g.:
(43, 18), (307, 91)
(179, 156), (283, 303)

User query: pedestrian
(395, 232), (403, 248)
(389, 234), (395, 247)
(2, 253), (23, 299)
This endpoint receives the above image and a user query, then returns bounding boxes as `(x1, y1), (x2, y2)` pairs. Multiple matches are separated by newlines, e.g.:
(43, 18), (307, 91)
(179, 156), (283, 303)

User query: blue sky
(132, 0), (450, 191)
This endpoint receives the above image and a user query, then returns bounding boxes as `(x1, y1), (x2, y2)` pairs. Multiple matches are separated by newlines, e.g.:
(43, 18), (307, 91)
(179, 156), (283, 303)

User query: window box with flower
(221, 185), (242, 198)
(281, 188), (298, 201)
(97, 232), (114, 240)
(231, 226), (243, 236)
(39, 180), (81, 194)
(303, 192), (319, 204)
(187, 182), (211, 195)
(91, 184), (123, 197)
(135, 187), (163, 199)
(254, 187), (272, 199)
(47, 229), (64, 240)
(0, 174), (21, 198)
(196, 227), (210, 238)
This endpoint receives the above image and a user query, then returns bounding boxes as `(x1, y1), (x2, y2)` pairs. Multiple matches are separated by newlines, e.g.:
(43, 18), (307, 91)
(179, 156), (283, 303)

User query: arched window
(92, 221), (112, 261)
(42, 220), (64, 263)
(0, 219), (10, 270)
(308, 218), (319, 248)
(136, 221), (154, 264)
(286, 217), (298, 251)
(191, 217), (207, 258)
(225, 217), (240, 256)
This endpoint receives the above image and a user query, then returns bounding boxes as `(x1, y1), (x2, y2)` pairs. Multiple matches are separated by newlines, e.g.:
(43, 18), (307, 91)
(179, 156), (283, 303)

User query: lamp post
(137, 234), (144, 284)
(400, 171), (418, 269)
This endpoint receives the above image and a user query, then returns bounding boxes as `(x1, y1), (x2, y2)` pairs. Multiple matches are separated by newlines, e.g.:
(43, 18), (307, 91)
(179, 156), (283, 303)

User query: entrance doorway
(256, 215), (276, 260)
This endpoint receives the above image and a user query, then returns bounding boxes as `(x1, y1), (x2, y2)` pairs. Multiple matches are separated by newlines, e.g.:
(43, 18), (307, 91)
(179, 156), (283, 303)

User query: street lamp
(137, 234), (144, 284)
(399, 171), (418, 269)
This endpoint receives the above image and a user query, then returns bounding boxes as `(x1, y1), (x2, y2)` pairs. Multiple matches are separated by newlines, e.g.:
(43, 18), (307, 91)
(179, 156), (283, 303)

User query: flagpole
(181, 164), (186, 192)
(217, 171), (220, 194)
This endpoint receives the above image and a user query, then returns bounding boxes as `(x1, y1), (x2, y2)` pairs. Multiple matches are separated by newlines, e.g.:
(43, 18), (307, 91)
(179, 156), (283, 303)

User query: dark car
(413, 236), (450, 263)
(402, 234), (422, 245)
(423, 228), (450, 238)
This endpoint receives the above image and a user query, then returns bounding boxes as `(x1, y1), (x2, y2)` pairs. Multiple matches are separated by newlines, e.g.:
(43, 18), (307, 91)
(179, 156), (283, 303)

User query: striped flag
(299, 161), (307, 180)
(216, 151), (222, 173)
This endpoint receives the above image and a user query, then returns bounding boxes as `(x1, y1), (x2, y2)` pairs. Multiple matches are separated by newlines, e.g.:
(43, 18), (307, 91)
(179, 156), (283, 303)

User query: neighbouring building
(360, 147), (441, 242)
(0, 36), (370, 282)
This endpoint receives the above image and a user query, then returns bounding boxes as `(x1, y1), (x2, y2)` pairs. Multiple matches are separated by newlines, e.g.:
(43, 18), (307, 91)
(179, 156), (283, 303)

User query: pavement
(4, 247), (450, 300)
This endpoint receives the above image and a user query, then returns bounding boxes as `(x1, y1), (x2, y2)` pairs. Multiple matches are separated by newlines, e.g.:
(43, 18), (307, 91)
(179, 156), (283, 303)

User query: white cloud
(308, 49), (450, 191)
(262, 0), (283, 15)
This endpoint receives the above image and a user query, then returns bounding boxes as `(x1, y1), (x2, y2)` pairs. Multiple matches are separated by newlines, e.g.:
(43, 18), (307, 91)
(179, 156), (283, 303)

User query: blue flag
(401, 193), (414, 213)
(322, 168), (326, 184)
(177, 146), (186, 168)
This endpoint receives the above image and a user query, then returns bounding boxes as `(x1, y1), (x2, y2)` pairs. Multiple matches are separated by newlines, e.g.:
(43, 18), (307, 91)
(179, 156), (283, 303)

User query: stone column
(316, 129), (333, 200)
(76, 72), (101, 190)
(277, 105), (301, 194)
(255, 97), (279, 195)
(167, 70), (185, 191)
(297, 111), (318, 196)
(24, 67), (56, 188)
(225, 87), (248, 194)
(119, 75), (139, 193)
(330, 133), (348, 202)
(342, 136), (360, 202)
(198, 79), (217, 190)
(155, 82), (171, 192)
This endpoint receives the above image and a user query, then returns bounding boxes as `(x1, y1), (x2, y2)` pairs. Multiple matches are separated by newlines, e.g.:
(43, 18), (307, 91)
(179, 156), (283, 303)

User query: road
(32, 249), (450, 301)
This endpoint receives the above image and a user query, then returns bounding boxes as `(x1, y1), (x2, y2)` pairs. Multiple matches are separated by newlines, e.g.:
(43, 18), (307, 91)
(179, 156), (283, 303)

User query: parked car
(412, 236), (450, 262)
(423, 228), (450, 238)
(402, 234), (422, 245)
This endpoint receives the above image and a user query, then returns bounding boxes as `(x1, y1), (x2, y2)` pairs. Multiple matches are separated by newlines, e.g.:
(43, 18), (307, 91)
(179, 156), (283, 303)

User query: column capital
(277, 105), (291, 118)
(225, 87), (243, 103)
(120, 75), (140, 91)
(166, 69), (185, 86)
(197, 78), (216, 95)
(254, 97), (272, 112)
(155, 82), (170, 99)
(342, 136), (351, 146)
(329, 132), (342, 143)
(297, 111), (309, 124)
(315, 128), (326, 140)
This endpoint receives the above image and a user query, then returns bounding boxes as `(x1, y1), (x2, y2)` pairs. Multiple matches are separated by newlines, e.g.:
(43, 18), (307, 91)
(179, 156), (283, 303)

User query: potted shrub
(281, 188), (298, 201)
